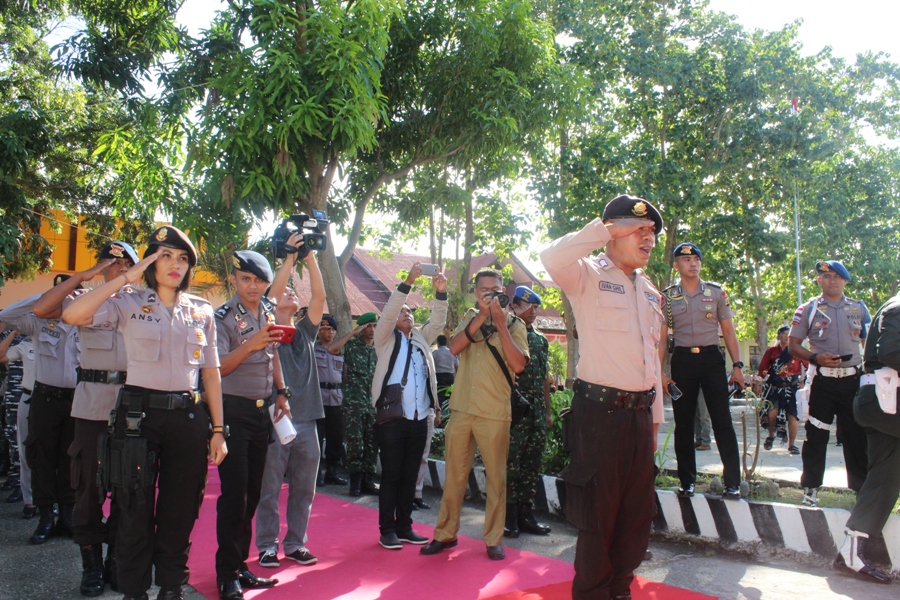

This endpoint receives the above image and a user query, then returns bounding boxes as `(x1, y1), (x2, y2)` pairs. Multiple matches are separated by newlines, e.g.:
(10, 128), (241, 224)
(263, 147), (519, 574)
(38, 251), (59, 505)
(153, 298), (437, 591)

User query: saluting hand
(607, 218), (656, 240)
(80, 259), (115, 281)
(122, 249), (163, 285)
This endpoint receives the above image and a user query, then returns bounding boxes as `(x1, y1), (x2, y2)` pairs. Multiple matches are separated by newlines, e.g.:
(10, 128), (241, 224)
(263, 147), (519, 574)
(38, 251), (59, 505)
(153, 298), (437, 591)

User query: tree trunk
(458, 189), (475, 296)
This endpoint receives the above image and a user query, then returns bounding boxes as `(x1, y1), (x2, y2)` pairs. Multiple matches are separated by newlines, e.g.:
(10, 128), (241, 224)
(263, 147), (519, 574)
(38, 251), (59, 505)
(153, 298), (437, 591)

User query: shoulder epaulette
(705, 281), (723, 289)
(261, 297), (275, 313)
(214, 305), (230, 320)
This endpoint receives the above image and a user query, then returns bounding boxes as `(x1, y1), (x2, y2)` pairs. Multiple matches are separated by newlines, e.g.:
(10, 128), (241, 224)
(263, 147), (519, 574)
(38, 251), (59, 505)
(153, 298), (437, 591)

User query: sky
(172, 0), (899, 275)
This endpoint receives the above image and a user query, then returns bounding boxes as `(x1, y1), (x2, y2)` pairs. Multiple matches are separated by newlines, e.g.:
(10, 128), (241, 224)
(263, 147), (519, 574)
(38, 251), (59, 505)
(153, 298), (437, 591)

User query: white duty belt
(817, 365), (859, 378)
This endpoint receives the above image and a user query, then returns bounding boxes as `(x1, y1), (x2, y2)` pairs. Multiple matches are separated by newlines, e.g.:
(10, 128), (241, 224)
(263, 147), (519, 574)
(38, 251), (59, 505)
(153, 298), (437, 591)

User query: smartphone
(269, 325), (296, 344)
(667, 382), (683, 401)
(420, 263), (440, 277)
(838, 353), (853, 361)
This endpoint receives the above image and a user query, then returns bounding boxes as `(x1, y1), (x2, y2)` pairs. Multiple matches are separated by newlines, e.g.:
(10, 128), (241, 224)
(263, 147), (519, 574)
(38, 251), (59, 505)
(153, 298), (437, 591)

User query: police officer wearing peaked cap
(214, 249), (289, 599)
(61, 224), (228, 600)
(788, 260), (870, 507)
(660, 242), (745, 500)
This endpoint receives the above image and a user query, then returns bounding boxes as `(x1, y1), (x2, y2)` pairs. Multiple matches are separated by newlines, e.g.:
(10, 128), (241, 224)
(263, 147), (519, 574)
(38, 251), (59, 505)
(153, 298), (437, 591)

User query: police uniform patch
(49, 322), (56, 328)
(703, 288), (711, 297)
(645, 292), (658, 303)
(265, 313), (275, 324)
(193, 349), (202, 359)
(240, 325), (254, 336)
(240, 339), (248, 345)
(195, 331), (206, 343)
(148, 293), (156, 303)
(705, 313), (714, 319)
(214, 306), (230, 320)
(598, 258), (609, 268)
(237, 303), (247, 315)
(705, 304), (713, 311)
(141, 306), (152, 314)
(239, 321), (247, 329)
(600, 281), (625, 294)
(701, 298), (714, 303)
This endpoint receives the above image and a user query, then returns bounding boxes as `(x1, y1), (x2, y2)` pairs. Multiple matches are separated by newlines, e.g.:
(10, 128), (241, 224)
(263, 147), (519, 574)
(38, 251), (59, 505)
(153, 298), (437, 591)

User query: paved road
(0, 478), (888, 600)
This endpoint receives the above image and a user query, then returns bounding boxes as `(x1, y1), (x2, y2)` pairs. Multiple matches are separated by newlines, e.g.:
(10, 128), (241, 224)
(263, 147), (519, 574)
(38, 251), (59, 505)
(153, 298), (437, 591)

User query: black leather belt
(320, 382), (342, 390)
(33, 381), (76, 400)
(77, 368), (128, 385)
(573, 378), (655, 410)
(674, 345), (720, 355)
(22, 388), (32, 396)
(223, 394), (268, 409)
(119, 386), (199, 410)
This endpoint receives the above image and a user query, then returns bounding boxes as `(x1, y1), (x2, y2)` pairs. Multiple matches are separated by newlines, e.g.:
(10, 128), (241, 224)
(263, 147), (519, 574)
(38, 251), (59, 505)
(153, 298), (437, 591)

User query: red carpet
(186, 466), (714, 599)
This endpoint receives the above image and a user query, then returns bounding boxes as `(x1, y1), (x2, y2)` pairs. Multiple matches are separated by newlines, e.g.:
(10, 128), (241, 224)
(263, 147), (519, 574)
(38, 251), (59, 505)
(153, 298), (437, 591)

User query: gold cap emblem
(680, 245), (692, 255)
(155, 228), (167, 242)
(109, 244), (124, 258)
(820, 263), (830, 271)
(232, 256), (242, 269)
(632, 201), (648, 217)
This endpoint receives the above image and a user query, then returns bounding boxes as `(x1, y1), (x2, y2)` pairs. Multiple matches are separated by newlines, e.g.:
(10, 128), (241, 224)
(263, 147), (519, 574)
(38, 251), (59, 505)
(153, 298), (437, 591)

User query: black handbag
(483, 331), (532, 425)
(375, 330), (412, 425)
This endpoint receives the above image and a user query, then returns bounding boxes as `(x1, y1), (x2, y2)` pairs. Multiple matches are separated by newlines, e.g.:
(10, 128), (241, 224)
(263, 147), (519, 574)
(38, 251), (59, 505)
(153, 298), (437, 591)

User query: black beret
(232, 250), (274, 283)
(100, 241), (139, 264)
(673, 242), (702, 261)
(145, 226), (197, 267)
(601, 194), (663, 235)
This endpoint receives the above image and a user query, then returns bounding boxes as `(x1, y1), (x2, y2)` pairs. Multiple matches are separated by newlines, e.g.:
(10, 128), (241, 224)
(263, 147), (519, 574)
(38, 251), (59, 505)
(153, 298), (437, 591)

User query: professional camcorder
(485, 291), (510, 308)
(272, 210), (329, 260)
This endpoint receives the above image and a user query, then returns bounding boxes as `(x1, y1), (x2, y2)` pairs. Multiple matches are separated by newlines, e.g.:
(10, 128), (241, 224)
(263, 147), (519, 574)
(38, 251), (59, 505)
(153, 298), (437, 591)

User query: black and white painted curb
(424, 458), (900, 572)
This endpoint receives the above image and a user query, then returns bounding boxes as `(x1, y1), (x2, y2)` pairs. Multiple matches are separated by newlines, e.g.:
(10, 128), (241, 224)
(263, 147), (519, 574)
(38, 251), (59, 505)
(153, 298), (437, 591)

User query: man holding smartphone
(788, 261), (870, 507)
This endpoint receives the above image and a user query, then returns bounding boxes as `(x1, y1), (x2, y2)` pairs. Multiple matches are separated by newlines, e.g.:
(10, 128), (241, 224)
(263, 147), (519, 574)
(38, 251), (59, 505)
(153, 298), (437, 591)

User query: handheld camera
(272, 210), (329, 260)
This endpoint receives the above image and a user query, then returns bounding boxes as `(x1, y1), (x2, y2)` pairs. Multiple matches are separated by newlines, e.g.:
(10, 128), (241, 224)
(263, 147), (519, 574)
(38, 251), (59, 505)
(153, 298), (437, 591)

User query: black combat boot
(360, 474), (380, 495)
(104, 545), (118, 591)
(349, 473), (362, 497)
(503, 503), (519, 538)
(79, 544), (105, 596)
(56, 502), (75, 537)
(324, 464), (347, 485)
(29, 505), (55, 544)
(157, 586), (184, 600)
(518, 502), (551, 535)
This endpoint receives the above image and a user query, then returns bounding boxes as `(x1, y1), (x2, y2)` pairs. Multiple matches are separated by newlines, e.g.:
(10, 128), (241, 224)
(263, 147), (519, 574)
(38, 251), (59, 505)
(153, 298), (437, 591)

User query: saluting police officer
(660, 242), (744, 500)
(0, 280), (81, 545)
(214, 251), (290, 599)
(788, 261), (870, 507)
(62, 225), (228, 600)
(33, 241), (139, 596)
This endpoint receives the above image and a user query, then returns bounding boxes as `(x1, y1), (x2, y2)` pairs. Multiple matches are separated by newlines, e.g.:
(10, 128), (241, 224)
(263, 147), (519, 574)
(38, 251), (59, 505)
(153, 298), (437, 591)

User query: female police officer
(63, 226), (228, 600)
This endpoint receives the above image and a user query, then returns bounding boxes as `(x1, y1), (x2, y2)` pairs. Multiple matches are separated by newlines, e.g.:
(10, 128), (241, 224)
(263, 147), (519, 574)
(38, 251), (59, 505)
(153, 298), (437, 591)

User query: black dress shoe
(324, 465), (348, 485)
(833, 553), (892, 584)
(157, 586), (184, 600)
(503, 504), (519, 538)
(6, 486), (22, 503)
(420, 538), (458, 555)
(22, 505), (37, 519)
(518, 504), (551, 535)
(486, 545), (506, 560)
(412, 498), (430, 510)
(238, 569), (278, 589)
(360, 476), (380, 495)
(30, 505), (55, 544)
(349, 473), (362, 496)
(678, 484), (695, 498)
(218, 580), (243, 600)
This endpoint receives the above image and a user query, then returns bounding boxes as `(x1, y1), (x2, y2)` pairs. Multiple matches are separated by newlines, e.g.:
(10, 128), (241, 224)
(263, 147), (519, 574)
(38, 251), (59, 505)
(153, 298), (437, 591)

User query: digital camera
(485, 291), (510, 308)
(272, 210), (329, 260)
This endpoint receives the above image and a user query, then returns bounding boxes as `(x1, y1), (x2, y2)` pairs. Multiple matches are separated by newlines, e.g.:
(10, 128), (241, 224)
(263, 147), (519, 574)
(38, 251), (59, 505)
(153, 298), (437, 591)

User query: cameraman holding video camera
(421, 269), (528, 562)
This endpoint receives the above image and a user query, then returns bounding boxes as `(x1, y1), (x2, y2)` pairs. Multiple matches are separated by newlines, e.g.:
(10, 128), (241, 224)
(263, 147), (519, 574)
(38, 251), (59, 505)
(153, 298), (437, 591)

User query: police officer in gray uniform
(0, 284), (80, 544)
(314, 316), (347, 486)
(660, 243), (744, 499)
(789, 261), (870, 507)
(215, 251), (289, 599)
(33, 241), (139, 596)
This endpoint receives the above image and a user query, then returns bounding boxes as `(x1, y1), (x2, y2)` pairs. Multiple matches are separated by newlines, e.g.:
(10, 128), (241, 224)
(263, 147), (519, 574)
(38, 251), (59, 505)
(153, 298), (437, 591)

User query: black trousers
(436, 372), (455, 406)
(671, 351), (741, 488)
(375, 418), (428, 535)
(801, 374), (867, 491)
(23, 382), (75, 506)
(114, 403), (209, 596)
(317, 404), (345, 467)
(216, 395), (271, 580)
(70, 418), (119, 546)
(561, 394), (655, 600)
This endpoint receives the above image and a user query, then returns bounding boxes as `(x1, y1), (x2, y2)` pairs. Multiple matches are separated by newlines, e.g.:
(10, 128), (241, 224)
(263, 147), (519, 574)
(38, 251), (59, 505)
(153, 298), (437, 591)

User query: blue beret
(601, 194), (663, 235)
(321, 315), (337, 330)
(815, 260), (850, 281)
(673, 242), (702, 261)
(100, 241), (139, 264)
(232, 250), (273, 283)
(514, 286), (542, 305)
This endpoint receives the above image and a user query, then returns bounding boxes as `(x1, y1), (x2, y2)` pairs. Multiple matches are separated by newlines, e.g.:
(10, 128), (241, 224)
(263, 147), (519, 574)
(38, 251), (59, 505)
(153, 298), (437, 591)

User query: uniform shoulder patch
(214, 305), (231, 320)
(705, 281), (723, 289)
(261, 297), (275, 312)
(66, 288), (89, 299)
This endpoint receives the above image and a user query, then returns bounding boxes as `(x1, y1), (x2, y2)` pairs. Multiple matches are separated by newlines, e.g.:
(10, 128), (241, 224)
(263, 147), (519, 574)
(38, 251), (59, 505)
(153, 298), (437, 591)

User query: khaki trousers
(434, 410), (510, 547)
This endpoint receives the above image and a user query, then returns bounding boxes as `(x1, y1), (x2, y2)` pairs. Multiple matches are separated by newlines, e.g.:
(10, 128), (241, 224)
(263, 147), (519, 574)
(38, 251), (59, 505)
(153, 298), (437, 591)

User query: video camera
(272, 210), (329, 260)
(485, 291), (510, 308)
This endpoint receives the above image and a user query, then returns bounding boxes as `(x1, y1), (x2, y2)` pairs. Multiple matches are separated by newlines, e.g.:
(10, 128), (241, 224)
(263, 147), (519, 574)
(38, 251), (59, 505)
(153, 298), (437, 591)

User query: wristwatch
(210, 424), (230, 439)
(276, 387), (292, 398)
(732, 361), (744, 369)
(808, 354), (818, 366)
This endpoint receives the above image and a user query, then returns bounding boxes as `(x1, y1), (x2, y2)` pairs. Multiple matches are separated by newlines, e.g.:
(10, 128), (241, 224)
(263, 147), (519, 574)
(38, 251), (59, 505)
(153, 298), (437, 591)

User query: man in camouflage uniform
(505, 287), (552, 538)
(328, 312), (379, 496)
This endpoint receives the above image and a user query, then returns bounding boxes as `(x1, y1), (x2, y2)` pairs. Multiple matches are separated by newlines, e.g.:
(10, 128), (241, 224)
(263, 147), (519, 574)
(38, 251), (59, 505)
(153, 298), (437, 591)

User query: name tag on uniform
(600, 281), (625, 294)
(644, 292), (657, 303)
(240, 325), (254, 336)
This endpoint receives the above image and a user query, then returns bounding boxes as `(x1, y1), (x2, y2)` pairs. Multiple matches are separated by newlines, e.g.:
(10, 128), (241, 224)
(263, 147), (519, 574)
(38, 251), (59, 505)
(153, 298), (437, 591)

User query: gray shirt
(7, 338), (35, 392)
(664, 280), (733, 347)
(274, 316), (325, 423)
(215, 296), (276, 399)
(432, 346), (458, 375)
(0, 294), (79, 389)
(789, 295), (870, 367)
(315, 342), (344, 407)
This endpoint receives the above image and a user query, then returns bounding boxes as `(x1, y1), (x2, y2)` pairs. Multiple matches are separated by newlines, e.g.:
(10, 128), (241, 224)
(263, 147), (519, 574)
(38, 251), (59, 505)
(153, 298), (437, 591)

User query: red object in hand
(270, 325), (296, 343)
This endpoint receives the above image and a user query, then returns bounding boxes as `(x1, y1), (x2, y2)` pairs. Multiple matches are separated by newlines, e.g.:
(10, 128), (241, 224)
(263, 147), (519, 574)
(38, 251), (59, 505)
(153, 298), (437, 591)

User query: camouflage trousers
(506, 400), (547, 505)
(343, 395), (378, 475)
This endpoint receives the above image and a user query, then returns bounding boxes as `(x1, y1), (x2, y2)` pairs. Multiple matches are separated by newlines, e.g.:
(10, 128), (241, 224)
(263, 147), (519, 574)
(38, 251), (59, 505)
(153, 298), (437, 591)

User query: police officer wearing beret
(788, 261), (870, 507)
(541, 195), (666, 599)
(314, 314), (348, 488)
(660, 242), (744, 500)
(832, 292), (900, 584)
(214, 250), (290, 599)
(63, 225), (228, 600)
(33, 241), (139, 595)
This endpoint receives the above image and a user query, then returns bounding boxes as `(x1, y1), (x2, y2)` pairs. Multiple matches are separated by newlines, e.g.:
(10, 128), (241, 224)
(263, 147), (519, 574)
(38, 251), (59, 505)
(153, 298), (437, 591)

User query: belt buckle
(690, 347), (700, 354)
(256, 399), (265, 408)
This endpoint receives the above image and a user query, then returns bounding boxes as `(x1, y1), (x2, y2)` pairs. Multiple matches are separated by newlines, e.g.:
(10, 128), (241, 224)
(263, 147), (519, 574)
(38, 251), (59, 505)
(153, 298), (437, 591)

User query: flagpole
(791, 88), (802, 306)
